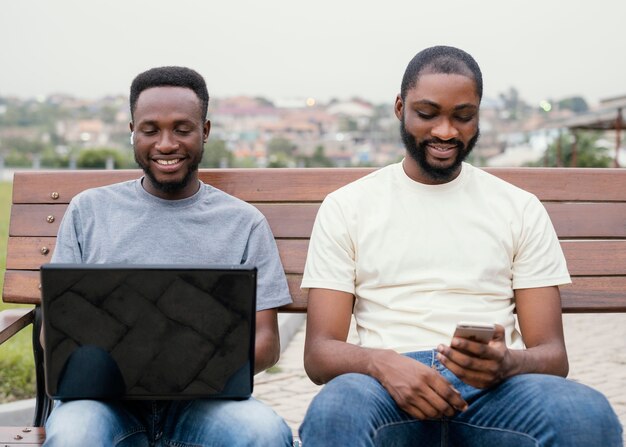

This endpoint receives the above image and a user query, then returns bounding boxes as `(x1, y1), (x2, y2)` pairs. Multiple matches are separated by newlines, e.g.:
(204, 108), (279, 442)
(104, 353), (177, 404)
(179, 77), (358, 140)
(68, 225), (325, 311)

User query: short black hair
(130, 66), (209, 122)
(400, 46), (483, 102)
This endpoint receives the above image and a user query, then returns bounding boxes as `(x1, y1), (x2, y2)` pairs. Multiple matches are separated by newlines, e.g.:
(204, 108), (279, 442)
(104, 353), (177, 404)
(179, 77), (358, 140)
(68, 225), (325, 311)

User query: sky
(1, 0), (624, 108)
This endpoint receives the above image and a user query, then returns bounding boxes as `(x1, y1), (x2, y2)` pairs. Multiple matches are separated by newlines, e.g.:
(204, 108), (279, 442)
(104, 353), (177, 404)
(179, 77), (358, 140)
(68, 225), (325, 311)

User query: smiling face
(130, 86), (210, 199)
(395, 73), (480, 184)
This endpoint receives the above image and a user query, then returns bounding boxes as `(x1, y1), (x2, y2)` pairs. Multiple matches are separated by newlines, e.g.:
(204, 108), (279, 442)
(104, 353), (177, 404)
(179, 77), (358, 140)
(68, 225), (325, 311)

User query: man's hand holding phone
(436, 322), (513, 389)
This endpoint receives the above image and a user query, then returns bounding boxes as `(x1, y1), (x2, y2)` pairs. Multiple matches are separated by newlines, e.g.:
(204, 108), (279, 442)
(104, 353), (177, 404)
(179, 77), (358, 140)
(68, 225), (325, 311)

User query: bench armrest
(0, 308), (35, 345)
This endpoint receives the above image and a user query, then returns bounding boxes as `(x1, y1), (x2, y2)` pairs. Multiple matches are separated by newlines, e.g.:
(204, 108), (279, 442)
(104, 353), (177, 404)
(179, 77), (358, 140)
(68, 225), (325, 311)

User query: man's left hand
(436, 324), (515, 389)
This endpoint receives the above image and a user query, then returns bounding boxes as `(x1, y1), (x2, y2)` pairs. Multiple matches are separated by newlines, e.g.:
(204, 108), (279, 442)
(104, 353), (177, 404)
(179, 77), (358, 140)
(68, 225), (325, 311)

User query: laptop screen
(40, 264), (256, 401)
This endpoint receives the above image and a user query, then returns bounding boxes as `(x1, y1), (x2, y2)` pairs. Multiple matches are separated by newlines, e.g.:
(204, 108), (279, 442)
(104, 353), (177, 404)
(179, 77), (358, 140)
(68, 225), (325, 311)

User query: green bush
(0, 181), (37, 402)
(0, 327), (35, 401)
(77, 147), (135, 169)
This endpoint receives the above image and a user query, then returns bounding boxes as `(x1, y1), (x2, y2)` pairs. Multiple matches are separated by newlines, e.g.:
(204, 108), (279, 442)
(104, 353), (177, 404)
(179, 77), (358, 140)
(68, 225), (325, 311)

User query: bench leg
(32, 307), (53, 427)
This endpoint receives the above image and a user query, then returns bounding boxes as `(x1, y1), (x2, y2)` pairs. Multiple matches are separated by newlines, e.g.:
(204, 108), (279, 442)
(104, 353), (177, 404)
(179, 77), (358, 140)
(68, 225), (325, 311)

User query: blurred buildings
(0, 89), (623, 169)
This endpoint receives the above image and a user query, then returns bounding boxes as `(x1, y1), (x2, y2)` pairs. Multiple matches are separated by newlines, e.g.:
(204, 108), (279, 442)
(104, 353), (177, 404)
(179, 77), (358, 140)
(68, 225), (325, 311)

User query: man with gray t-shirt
(43, 66), (293, 447)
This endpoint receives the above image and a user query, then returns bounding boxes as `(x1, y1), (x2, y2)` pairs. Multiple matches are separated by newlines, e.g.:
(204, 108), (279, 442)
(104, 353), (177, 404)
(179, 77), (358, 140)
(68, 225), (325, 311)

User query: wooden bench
(1, 167), (625, 445)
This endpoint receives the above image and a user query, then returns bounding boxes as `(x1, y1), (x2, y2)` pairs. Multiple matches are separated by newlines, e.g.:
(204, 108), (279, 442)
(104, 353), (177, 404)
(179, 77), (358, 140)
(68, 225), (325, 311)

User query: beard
(134, 148), (203, 195)
(400, 117), (480, 182)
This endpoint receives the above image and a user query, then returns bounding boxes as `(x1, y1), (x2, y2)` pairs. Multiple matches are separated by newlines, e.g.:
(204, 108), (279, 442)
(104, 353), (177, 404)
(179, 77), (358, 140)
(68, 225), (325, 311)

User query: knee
(544, 380), (616, 421)
(44, 401), (126, 447)
(177, 399), (292, 447)
(301, 373), (384, 439)
(235, 405), (292, 447)
(305, 373), (375, 420)
(556, 384), (622, 436)
(520, 376), (623, 444)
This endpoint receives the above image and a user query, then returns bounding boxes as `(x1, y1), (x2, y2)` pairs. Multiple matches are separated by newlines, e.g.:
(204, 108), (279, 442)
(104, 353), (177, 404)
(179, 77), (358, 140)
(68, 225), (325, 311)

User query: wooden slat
(201, 169), (373, 202)
(12, 170), (141, 204)
(4, 270), (307, 309)
(6, 237), (56, 270)
(5, 270), (626, 313)
(484, 167), (626, 201)
(12, 169), (374, 204)
(2, 271), (41, 305)
(546, 203), (626, 238)
(10, 201), (626, 239)
(9, 237), (626, 277)
(9, 205), (66, 237)
(258, 204), (318, 238)
(560, 277), (626, 312)
(282, 274), (307, 312)
(285, 275), (626, 313)
(275, 240), (308, 274)
(2, 244), (311, 304)
(12, 168), (626, 205)
(0, 426), (45, 445)
(6, 237), (309, 274)
(9, 203), (321, 239)
(561, 240), (626, 276)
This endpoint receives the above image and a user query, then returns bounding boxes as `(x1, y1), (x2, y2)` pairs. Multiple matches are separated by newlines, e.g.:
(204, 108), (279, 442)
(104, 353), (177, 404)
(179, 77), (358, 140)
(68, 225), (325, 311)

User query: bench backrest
(3, 167), (626, 313)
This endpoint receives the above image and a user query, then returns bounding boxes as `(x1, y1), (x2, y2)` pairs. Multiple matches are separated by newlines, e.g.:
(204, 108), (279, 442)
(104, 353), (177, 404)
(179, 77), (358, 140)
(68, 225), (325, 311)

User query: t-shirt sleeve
(511, 195), (571, 289)
(51, 200), (83, 263)
(243, 217), (292, 311)
(301, 195), (356, 294)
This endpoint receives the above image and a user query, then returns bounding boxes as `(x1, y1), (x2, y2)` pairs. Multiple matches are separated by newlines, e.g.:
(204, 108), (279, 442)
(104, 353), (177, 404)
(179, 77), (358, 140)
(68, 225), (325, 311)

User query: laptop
(40, 264), (256, 401)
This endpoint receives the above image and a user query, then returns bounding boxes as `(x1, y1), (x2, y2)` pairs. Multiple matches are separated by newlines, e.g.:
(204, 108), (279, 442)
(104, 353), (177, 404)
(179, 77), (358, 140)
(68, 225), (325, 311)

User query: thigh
(451, 374), (623, 447)
(300, 372), (438, 447)
(44, 400), (148, 447)
(163, 397), (292, 447)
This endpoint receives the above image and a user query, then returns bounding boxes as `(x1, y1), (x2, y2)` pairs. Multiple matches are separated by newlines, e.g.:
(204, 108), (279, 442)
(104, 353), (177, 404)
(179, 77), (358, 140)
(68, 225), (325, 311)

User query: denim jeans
(300, 350), (623, 446)
(44, 397), (292, 446)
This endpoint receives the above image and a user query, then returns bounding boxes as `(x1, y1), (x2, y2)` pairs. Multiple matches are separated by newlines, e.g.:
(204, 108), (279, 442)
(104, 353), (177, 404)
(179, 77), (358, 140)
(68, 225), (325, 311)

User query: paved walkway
(254, 313), (626, 442)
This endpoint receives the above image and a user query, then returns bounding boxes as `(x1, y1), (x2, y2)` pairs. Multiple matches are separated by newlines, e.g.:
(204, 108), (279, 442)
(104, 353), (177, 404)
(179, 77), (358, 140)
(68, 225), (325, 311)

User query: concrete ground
(254, 313), (626, 443)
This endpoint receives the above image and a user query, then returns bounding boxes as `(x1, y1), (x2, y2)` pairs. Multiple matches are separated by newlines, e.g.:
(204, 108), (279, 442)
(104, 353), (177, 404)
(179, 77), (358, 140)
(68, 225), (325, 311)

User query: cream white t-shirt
(301, 162), (571, 352)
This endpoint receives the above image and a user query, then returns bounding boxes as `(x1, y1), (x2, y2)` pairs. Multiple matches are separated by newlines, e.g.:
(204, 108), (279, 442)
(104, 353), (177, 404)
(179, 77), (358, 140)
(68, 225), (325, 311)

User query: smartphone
(453, 322), (495, 343)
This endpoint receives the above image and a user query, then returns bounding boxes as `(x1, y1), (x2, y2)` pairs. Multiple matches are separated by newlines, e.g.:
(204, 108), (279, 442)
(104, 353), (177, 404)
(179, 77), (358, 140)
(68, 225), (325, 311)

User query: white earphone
(129, 131), (134, 145)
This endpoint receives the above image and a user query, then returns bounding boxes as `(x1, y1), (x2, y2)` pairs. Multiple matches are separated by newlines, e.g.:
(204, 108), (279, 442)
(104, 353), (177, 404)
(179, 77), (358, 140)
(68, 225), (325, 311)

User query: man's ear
(129, 121), (134, 132)
(203, 120), (211, 142)
(394, 94), (403, 121)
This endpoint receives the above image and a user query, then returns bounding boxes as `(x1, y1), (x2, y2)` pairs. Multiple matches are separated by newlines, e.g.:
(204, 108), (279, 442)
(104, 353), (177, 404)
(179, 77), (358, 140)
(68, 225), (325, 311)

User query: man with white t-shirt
(299, 46), (623, 446)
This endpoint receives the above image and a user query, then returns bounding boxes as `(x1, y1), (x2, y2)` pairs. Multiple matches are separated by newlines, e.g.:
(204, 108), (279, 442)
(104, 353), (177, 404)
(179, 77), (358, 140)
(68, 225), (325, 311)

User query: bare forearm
(513, 286), (569, 378)
(254, 332), (280, 374)
(304, 338), (391, 385)
(508, 343), (569, 378)
(253, 309), (281, 374)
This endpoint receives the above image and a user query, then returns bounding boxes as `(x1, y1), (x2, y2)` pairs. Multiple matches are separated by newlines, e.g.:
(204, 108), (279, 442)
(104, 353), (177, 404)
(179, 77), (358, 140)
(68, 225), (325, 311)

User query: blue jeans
(300, 350), (623, 446)
(44, 397), (292, 446)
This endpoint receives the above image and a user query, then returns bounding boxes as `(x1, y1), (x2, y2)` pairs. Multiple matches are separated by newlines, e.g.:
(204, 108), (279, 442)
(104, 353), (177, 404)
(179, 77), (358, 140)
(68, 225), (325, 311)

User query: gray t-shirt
(52, 178), (292, 311)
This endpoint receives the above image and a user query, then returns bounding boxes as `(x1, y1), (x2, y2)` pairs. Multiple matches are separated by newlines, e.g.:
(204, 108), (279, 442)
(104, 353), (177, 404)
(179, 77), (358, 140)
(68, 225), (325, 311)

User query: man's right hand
(372, 349), (468, 420)
(304, 288), (467, 420)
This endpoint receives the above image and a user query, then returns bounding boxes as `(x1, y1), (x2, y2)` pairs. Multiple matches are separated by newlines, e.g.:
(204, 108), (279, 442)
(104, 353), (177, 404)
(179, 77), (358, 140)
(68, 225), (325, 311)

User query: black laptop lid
(40, 264), (256, 401)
